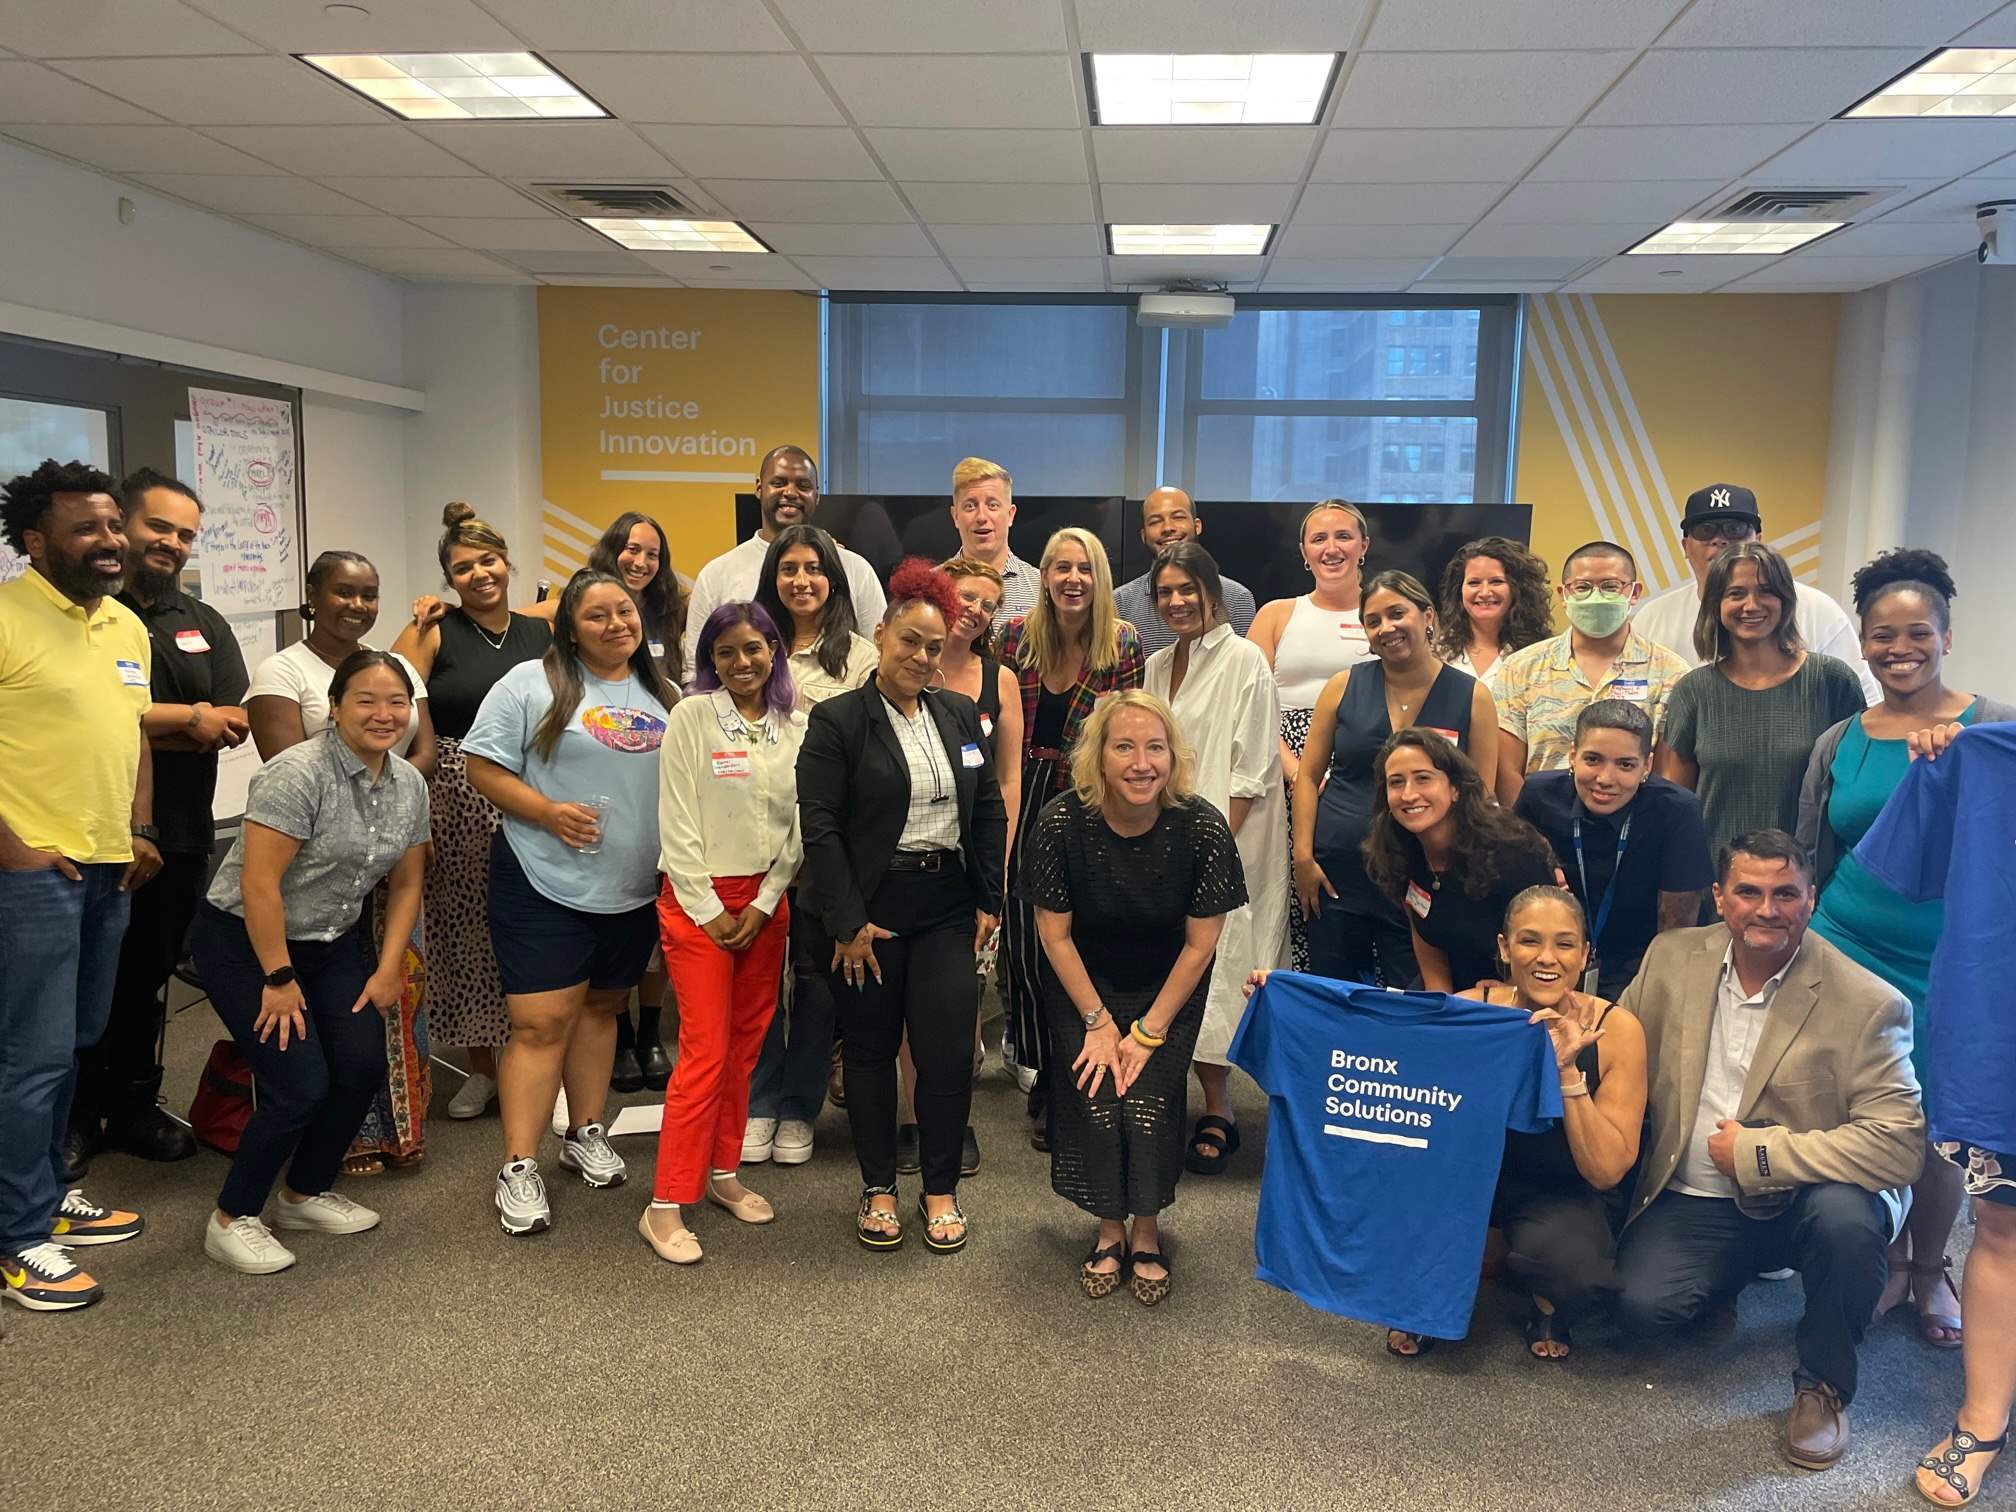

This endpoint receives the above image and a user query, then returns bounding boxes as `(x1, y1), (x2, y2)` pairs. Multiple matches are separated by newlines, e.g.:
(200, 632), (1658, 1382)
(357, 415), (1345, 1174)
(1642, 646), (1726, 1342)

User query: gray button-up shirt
(207, 729), (431, 941)
(991, 551), (1041, 630)
(1673, 947), (1791, 1198)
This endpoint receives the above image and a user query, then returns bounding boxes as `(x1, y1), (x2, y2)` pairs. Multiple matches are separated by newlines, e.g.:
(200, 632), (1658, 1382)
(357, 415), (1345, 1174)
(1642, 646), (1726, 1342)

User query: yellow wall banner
(537, 286), (819, 590)
(1514, 293), (1840, 597)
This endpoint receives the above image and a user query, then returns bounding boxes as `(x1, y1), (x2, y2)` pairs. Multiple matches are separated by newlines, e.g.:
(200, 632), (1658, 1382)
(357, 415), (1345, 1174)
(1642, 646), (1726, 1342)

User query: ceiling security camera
(1979, 200), (2016, 266)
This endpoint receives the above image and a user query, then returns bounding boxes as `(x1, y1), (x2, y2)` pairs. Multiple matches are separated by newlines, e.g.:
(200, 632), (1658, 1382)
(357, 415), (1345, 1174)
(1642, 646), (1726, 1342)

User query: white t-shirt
(248, 641), (427, 757)
(680, 534), (887, 678)
(1632, 579), (1881, 703)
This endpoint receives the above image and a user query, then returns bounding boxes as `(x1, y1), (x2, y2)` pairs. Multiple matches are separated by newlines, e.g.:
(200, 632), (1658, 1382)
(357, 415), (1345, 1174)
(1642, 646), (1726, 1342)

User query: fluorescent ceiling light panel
(1089, 53), (1338, 125)
(585, 218), (769, 253)
(300, 52), (606, 121)
(1626, 220), (1844, 255)
(1108, 223), (1275, 255)
(1844, 48), (2016, 117)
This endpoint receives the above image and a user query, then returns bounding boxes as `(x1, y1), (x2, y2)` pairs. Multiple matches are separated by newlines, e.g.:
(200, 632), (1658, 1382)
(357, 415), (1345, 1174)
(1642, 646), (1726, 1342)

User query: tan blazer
(1619, 923), (1924, 1230)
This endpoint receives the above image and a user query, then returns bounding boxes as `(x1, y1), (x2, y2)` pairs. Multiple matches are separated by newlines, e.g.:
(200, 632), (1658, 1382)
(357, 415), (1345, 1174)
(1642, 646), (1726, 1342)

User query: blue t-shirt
(1853, 721), (2016, 1152)
(1230, 972), (1562, 1340)
(461, 658), (669, 914)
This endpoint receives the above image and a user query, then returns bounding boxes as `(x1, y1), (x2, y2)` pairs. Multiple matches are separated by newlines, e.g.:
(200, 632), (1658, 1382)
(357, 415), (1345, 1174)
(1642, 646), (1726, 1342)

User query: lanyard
(1572, 810), (1632, 946)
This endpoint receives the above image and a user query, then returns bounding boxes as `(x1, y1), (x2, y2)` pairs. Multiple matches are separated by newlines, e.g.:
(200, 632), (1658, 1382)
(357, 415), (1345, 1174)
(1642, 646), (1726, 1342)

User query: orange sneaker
(51, 1189), (143, 1246)
(1, 1243), (103, 1311)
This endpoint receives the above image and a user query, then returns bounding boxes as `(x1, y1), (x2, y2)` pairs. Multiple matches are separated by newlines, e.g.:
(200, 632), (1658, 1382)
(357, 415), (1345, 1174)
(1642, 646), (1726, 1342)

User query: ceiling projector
(1137, 292), (1236, 328)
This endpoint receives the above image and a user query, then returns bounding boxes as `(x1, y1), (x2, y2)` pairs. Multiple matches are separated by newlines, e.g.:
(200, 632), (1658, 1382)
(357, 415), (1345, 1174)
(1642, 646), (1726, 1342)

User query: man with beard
(0, 458), (160, 1311)
(68, 469), (248, 1168)
(679, 446), (886, 675)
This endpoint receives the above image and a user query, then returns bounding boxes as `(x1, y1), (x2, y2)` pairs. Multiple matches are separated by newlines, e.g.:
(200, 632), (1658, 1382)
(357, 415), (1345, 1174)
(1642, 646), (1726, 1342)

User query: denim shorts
(487, 833), (657, 996)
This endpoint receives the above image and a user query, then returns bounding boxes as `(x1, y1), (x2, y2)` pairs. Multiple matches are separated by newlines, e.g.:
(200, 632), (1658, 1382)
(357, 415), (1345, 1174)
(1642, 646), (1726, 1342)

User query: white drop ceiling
(4, 0), (2016, 294)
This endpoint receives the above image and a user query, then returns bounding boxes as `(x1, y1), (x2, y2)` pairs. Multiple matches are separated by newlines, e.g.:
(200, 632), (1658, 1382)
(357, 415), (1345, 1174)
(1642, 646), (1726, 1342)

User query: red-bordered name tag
(174, 629), (211, 653)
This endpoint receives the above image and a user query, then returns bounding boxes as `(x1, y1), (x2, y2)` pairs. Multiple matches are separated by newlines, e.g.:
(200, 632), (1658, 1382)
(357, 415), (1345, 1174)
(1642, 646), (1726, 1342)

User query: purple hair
(688, 599), (796, 717)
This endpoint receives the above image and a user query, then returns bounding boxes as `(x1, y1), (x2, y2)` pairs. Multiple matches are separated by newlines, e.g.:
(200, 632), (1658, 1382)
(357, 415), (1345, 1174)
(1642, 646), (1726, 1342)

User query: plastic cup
(576, 795), (612, 855)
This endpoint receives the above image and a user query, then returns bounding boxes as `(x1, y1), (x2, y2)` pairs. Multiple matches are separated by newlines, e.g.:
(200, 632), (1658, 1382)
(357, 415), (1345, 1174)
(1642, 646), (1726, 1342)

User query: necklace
(467, 611), (510, 651)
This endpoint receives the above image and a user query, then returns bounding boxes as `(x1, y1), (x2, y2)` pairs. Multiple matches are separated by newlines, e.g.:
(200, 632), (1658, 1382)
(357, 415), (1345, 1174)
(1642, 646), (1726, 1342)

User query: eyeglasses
(1563, 579), (1632, 599)
(1686, 522), (1755, 545)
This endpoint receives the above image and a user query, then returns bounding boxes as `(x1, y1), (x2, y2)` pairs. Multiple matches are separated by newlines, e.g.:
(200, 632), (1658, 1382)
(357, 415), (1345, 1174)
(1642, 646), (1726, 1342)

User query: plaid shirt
(997, 615), (1145, 793)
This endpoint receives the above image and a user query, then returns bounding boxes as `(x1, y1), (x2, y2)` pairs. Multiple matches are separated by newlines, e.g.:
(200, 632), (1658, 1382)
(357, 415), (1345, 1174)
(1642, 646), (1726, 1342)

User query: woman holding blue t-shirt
(463, 569), (675, 1238)
(1798, 549), (2013, 1352)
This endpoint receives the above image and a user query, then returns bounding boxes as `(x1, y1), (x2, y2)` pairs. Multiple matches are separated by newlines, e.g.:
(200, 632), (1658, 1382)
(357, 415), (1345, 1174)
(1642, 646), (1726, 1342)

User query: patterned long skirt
(347, 882), (429, 1161)
(1001, 754), (1063, 1096)
(1281, 707), (1314, 973)
(423, 737), (511, 1049)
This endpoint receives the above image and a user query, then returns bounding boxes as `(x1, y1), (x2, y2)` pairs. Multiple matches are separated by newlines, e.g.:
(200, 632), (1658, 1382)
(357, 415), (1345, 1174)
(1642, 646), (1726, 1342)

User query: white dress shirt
(883, 694), (964, 854)
(656, 690), (806, 926)
(788, 633), (877, 710)
(1632, 579), (1880, 703)
(1673, 947), (1794, 1198)
(680, 534), (887, 677)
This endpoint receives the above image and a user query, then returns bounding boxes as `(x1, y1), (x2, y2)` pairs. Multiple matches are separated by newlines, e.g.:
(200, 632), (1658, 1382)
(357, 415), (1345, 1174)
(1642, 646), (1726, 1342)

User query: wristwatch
(131, 823), (161, 844)
(1080, 1005), (1108, 1029)
(263, 964), (297, 988)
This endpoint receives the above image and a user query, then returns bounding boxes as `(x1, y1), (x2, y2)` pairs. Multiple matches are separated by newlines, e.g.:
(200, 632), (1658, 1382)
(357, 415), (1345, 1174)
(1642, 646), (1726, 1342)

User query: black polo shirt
(1513, 770), (1712, 986)
(118, 588), (250, 856)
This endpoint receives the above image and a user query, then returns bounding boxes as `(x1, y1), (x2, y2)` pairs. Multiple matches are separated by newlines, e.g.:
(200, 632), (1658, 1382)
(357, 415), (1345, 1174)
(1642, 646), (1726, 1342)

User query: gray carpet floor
(2, 995), (1991, 1512)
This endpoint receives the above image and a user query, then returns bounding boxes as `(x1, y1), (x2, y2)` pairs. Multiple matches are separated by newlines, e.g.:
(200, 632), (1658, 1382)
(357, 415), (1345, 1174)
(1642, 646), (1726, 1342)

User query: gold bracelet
(1129, 1019), (1165, 1048)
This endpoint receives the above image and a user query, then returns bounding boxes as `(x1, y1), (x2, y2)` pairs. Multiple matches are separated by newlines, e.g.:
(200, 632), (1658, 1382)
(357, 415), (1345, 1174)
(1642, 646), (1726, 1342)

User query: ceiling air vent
(1710, 187), (1899, 222)
(521, 183), (698, 218)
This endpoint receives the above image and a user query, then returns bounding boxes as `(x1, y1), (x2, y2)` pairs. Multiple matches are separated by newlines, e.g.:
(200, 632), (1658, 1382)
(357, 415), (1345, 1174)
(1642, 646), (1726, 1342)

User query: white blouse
(656, 690), (806, 926)
(248, 640), (427, 757)
(787, 633), (877, 711)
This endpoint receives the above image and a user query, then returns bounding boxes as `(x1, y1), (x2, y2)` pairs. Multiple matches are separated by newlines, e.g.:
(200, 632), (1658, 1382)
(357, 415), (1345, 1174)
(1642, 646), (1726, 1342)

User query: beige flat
(637, 1209), (702, 1264)
(706, 1180), (775, 1225)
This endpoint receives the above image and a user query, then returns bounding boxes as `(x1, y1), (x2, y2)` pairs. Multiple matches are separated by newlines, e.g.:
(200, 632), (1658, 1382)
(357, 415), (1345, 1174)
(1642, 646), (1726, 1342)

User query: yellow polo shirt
(0, 568), (151, 863)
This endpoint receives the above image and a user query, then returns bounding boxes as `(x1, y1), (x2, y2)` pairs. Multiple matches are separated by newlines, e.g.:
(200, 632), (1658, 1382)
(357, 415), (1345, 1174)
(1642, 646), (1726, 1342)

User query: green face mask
(1564, 591), (1632, 638)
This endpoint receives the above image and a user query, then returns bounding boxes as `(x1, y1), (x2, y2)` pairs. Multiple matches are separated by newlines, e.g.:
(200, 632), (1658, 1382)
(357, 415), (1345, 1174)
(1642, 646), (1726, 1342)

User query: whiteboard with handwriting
(189, 387), (298, 614)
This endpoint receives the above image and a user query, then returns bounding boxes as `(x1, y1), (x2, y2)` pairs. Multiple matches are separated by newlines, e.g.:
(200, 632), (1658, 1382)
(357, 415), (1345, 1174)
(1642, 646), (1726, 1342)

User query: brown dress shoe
(1786, 1383), (1850, 1470)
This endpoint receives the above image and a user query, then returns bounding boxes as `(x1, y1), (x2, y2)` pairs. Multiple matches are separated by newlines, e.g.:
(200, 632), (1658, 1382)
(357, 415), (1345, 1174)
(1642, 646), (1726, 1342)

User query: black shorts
(487, 832), (657, 997)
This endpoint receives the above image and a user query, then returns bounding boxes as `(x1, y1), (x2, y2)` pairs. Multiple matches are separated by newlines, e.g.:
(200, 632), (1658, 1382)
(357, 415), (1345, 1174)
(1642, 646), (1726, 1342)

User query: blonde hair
(1301, 498), (1370, 546)
(1069, 690), (1197, 812)
(952, 456), (1012, 498)
(1018, 526), (1122, 676)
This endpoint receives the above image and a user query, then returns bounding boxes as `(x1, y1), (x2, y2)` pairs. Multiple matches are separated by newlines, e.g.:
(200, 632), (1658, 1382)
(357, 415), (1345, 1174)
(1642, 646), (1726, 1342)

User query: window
(1429, 347), (1451, 376)
(1384, 346), (1405, 376)
(0, 396), (113, 584)
(1406, 346), (1429, 375)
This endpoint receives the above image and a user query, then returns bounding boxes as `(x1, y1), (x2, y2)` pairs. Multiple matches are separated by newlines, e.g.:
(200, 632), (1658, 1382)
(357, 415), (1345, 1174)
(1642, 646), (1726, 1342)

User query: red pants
(652, 875), (789, 1204)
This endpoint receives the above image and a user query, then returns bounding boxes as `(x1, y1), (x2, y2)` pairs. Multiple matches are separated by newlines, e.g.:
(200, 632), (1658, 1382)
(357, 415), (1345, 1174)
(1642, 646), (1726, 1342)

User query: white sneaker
(496, 1159), (551, 1235)
(205, 1214), (297, 1274)
(773, 1119), (814, 1165)
(448, 1071), (496, 1119)
(742, 1115), (777, 1163)
(270, 1191), (381, 1235)
(558, 1123), (627, 1188)
(1758, 1267), (1797, 1281)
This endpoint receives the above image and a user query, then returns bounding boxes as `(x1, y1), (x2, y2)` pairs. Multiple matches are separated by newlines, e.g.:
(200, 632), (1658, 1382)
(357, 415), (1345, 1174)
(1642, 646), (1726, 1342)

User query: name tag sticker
(960, 742), (984, 769)
(174, 629), (211, 654)
(1404, 881), (1433, 918)
(979, 714), (994, 738)
(1611, 678), (1650, 700)
(710, 750), (752, 778)
(115, 658), (146, 687)
(649, 639), (666, 661)
(1423, 727), (1462, 743)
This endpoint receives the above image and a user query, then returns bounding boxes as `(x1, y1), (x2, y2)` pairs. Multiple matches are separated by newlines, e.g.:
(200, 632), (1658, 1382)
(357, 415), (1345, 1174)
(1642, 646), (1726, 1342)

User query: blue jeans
(0, 864), (131, 1251)
(746, 897), (835, 1123)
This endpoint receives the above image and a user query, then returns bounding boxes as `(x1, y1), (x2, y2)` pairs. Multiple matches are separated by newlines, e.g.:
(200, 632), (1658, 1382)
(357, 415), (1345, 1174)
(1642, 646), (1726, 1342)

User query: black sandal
(1130, 1249), (1173, 1307)
(1184, 1114), (1241, 1175)
(1918, 1422), (2007, 1506)
(1079, 1240), (1130, 1299)
(855, 1184), (902, 1252)
(1522, 1304), (1572, 1361)
(1385, 1330), (1437, 1358)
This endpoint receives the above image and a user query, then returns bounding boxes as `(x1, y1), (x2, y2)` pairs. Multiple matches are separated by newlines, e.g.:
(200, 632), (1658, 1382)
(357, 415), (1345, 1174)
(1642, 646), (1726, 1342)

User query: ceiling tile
(638, 125), (881, 181)
(0, 0), (259, 56)
(1294, 181), (1505, 223)
(866, 128), (1086, 183)
(480, 0), (794, 50)
(929, 223), (1102, 256)
(747, 223), (937, 255)
(901, 181), (1093, 222)
(132, 173), (382, 214)
(1800, 222), (1983, 256)
(1075, 0), (1367, 51)
(203, 125), (478, 178)
(1332, 51), (1636, 129)
(1531, 124), (1805, 182)
(947, 256), (1108, 284)
(967, 279), (1108, 291)
(1430, 256), (1598, 280)
(411, 216), (610, 250)
(702, 178), (912, 223)
(1953, 5), (2016, 44)
(241, 214), (454, 249)
(1748, 122), (2016, 184)
(1408, 279), (1566, 293)
(0, 61), (160, 123)
(188, 0), (520, 51)
(54, 57), (388, 126)
(316, 176), (548, 216)
(492, 249), (662, 276)
(1107, 253), (1267, 281)
(1261, 259), (1427, 288)
(1099, 182), (1296, 222)
(774, 0), (1065, 51)
(1483, 178), (1725, 223)
(631, 252), (816, 286)
(817, 54), (1079, 128)
(1660, 0), (2003, 48)
(1364, 0), (1685, 50)
(1274, 223), (1468, 257)
(353, 247), (532, 279)
(1093, 126), (1316, 184)
(1, 124), (276, 175)
(1312, 127), (1554, 184)
(536, 273), (685, 287)
(549, 53), (844, 126)
(793, 255), (961, 290)
(1451, 222), (1656, 257)
(410, 121), (676, 179)
(1587, 48), (1926, 127)
(1563, 254), (1778, 289)
(1882, 177), (2016, 222)
(1722, 254), (1956, 290)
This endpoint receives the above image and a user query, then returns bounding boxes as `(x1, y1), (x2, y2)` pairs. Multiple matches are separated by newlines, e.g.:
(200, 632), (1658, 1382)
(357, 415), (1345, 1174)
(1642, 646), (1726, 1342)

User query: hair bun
(442, 500), (476, 527)
(1852, 547), (1956, 614)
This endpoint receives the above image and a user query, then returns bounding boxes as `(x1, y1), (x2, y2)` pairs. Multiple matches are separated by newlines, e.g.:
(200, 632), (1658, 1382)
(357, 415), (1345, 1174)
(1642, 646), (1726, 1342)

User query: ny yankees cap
(1680, 483), (1762, 531)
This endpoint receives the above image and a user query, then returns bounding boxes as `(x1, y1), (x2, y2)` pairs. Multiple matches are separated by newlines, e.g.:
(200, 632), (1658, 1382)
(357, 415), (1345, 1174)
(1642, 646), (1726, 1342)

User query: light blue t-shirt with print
(461, 658), (669, 914)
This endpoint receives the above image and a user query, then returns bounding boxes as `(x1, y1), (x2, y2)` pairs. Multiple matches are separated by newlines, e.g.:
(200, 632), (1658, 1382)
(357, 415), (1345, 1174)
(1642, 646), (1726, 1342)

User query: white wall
(302, 396), (415, 634)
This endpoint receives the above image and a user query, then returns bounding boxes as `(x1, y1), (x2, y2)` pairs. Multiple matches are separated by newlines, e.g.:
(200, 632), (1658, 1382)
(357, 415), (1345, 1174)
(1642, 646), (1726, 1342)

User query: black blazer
(797, 681), (1008, 942)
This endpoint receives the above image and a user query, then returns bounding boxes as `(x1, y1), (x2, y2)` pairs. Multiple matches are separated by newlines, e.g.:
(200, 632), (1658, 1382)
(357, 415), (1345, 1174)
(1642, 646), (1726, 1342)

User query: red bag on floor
(188, 1040), (255, 1155)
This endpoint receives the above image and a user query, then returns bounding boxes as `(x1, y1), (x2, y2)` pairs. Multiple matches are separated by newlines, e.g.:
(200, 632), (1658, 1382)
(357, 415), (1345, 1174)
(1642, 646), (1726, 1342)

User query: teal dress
(1810, 699), (1984, 1092)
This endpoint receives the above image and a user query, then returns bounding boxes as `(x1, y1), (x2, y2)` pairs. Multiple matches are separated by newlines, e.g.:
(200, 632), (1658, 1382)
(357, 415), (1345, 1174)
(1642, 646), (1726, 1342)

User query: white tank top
(1272, 594), (1372, 709)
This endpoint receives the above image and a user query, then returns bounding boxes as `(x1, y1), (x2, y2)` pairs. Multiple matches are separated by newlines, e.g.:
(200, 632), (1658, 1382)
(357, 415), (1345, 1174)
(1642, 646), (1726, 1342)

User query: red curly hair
(882, 556), (962, 628)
